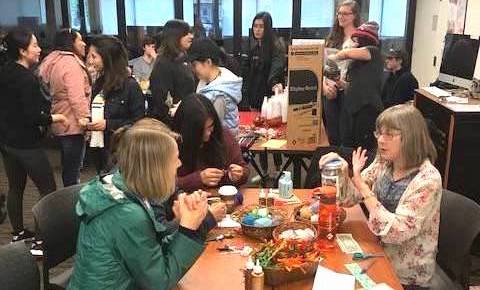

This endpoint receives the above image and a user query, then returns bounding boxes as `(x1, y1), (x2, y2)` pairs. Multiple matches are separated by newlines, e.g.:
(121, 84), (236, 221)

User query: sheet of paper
(260, 139), (287, 148)
(312, 265), (355, 290)
(371, 283), (394, 290)
(445, 103), (480, 112)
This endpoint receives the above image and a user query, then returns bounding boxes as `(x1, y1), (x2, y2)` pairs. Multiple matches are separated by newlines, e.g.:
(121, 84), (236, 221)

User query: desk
(176, 189), (404, 290)
(415, 89), (480, 203)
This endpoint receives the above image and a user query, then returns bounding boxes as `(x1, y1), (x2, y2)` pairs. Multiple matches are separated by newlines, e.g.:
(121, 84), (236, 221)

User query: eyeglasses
(373, 131), (401, 140)
(337, 12), (353, 16)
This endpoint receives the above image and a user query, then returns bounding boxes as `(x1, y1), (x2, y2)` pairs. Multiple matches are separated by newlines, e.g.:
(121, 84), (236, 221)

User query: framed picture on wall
(447, 0), (468, 34)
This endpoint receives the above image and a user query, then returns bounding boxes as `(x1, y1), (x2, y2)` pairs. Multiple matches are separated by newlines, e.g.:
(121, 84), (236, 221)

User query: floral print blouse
(341, 158), (442, 287)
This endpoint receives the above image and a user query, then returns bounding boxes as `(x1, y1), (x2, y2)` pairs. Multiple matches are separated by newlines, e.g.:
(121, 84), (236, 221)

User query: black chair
(0, 242), (40, 290)
(431, 189), (480, 290)
(32, 184), (83, 290)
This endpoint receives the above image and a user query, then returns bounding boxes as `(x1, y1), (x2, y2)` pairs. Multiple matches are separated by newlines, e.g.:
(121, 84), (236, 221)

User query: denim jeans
(58, 134), (86, 187)
(0, 144), (56, 232)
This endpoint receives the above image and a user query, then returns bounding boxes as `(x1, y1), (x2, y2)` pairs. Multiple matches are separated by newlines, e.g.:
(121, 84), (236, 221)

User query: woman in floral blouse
(320, 104), (442, 290)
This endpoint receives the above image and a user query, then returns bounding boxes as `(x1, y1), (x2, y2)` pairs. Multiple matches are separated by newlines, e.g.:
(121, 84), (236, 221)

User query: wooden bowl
(294, 203), (347, 226)
(264, 261), (319, 286)
(272, 221), (318, 242)
(231, 205), (287, 241)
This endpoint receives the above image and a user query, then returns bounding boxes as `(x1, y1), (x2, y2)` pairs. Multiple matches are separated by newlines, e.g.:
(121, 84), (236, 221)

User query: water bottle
(278, 171), (293, 199)
(316, 159), (342, 250)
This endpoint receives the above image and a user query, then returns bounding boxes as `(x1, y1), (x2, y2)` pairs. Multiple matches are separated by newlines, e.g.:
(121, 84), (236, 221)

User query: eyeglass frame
(337, 12), (354, 17)
(373, 130), (401, 140)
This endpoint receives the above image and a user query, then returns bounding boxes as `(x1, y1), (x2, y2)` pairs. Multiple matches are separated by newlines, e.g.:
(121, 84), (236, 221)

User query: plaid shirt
(341, 159), (442, 287)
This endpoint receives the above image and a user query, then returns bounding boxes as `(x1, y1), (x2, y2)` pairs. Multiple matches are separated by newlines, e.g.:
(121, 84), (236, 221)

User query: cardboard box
(287, 43), (329, 147)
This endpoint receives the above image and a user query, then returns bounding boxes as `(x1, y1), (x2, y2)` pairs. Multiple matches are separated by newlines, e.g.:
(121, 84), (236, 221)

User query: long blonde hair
(376, 104), (437, 169)
(116, 125), (178, 200)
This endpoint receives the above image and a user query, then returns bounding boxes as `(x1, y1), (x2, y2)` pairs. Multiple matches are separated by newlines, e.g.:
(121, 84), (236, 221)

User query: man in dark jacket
(381, 48), (419, 108)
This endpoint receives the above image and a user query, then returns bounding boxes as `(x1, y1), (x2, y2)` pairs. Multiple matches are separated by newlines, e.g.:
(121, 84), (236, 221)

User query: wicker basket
(272, 221), (318, 242)
(231, 205), (287, 241)
(293, 203), (347, 226)
(264, 261), (319, 286)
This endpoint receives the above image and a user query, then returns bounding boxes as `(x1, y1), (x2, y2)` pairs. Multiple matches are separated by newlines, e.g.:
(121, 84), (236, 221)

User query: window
(183, 0), (234, 38)
(0, 0), (45, 28)
(301, 0), (335, 28)
(98, 0), (117, 35)
(369, 0), (408, 37)
(125, 0), (174, 27)
(242, 0), (293, 36)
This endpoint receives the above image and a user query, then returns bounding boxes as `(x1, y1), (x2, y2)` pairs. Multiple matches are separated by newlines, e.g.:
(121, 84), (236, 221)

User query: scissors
(352, 252), (384, 261)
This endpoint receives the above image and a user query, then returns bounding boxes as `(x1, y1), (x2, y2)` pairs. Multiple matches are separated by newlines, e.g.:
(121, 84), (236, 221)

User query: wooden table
(176, 189), (404, 290)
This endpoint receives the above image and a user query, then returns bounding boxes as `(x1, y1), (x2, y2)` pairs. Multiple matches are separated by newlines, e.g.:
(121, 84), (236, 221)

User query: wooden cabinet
(415, 89), (480, 203)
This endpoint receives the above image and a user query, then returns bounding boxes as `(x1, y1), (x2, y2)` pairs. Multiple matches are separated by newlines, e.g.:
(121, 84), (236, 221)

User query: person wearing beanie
(381, 48), (419, 108)
(149, 19), (195, 125)
(328, 21), (384, 150)
(188, 39), (243, 136)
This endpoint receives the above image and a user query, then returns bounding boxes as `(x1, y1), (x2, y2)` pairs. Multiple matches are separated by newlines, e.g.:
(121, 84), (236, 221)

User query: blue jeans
(58, 134), (85, 187)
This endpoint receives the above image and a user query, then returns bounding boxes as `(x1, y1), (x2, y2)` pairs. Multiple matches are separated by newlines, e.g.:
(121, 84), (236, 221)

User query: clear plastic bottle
(278, 171), (293, 199)
(316, 159), (342, 250)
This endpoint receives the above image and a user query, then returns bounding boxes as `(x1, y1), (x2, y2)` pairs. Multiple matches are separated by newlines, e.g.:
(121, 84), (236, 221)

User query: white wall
(411, 0), (480, 86)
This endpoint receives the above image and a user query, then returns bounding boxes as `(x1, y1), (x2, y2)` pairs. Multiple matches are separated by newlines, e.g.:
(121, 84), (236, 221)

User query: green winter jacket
(67, 172), (205, 290)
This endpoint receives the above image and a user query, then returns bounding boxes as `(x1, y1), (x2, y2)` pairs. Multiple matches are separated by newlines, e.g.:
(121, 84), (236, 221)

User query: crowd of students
(0, 1), (441, 289)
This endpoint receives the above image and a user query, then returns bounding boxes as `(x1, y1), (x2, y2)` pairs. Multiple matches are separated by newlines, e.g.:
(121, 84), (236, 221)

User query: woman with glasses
(319, 104), (442, 290)
(323, 0), (361, 145)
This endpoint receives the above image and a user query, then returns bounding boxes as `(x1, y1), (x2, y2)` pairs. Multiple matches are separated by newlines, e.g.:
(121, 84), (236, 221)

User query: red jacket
(177, 129), (250, 192)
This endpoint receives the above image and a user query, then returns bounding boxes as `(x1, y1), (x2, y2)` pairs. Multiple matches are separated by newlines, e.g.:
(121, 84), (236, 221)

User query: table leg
(293, 157), (302, 188)
(244, 151), (268, 187)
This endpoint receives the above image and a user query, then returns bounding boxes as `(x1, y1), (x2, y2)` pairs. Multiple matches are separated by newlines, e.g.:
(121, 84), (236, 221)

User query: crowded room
(1, 0), (480, 289)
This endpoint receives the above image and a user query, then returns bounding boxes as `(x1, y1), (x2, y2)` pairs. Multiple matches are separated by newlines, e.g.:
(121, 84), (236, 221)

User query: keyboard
(422, 86), (452, 98)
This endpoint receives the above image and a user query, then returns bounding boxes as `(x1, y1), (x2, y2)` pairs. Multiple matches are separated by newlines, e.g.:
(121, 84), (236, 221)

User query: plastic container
(278, 171), (293, 199)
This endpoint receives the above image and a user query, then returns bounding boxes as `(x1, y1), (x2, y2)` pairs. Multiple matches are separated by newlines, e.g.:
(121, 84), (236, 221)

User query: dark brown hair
(54, 28), (80, 52)
(4, 27), (33, 61)
(90, 35), (128, 94)
(326, 0), (361, 49)
(158, 19), (191, 60)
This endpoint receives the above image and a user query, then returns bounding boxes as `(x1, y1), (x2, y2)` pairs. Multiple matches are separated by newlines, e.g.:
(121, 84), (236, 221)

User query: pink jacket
(39, 51), (91, 136)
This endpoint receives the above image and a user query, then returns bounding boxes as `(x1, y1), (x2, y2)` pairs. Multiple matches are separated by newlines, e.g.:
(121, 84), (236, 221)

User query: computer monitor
(438, 33), (480, 88)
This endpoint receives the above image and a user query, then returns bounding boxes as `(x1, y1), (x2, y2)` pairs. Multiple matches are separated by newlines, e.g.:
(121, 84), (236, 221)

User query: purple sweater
(177, 129), (250, 193)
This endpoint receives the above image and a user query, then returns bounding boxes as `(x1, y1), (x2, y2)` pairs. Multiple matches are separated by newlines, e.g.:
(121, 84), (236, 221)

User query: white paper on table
(312, 265), (355, 290)
(371, 283), (394, 290)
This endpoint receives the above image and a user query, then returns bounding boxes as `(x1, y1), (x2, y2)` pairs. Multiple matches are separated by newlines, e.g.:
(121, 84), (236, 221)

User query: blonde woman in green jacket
(67, 124), (209, 290)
